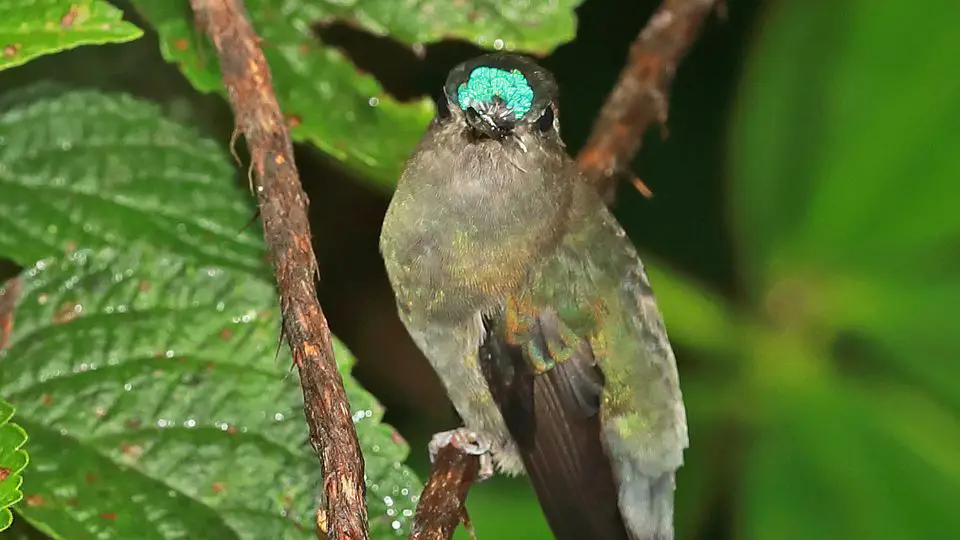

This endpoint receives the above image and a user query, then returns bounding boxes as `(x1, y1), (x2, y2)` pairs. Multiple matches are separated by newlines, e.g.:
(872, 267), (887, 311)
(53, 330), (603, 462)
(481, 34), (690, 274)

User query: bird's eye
(537, 106), (555, 132)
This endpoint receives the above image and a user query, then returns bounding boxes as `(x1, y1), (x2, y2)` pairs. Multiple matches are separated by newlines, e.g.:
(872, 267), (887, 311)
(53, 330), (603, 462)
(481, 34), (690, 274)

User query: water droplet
(123, 383), (133, 391)
(391, 520), (401, 530)
(164, 350), (175, 358)
(273, 412), (285, 422)
(368, 96), (380, 107)
(493, 38), (505, 50)
(184, 418), (197, 428)
(157, 419), (169, 428)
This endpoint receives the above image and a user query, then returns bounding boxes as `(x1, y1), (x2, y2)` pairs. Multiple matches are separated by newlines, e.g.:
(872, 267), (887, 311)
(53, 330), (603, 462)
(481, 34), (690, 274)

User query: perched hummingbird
(380, 53), (688, 540)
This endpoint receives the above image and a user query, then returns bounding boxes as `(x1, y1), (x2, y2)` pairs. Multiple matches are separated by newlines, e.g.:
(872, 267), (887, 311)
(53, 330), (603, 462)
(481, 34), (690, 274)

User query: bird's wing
(484, 185), (688, 540)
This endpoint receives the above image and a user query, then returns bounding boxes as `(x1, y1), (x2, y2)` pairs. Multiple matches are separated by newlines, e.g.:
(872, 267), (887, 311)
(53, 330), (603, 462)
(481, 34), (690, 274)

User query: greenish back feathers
(457, 66), (534, 119)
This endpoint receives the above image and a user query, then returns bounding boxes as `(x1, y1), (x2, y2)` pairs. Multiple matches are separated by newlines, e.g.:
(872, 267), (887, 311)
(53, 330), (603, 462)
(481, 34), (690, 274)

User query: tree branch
(577, 0), (719, 202)
(187, 1), (368, 538)
(410, 444), (479, 540)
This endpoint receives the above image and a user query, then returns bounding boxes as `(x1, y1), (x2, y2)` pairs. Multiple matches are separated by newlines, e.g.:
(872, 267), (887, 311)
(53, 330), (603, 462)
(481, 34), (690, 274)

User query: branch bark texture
(409, 444), (479, 540)
(188, 1), (368, 538)
(577, 0), (718, 202)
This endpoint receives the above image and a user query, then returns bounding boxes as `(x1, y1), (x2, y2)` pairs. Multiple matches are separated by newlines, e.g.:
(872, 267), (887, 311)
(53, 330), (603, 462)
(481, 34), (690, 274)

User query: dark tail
(480, 317), (630, 540)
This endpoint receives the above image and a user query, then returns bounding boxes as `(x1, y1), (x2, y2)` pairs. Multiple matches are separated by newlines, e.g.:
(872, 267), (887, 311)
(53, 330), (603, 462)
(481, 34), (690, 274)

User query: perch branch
(576, 0), (719, 202)
(188, 1), (368, 538)
(410, 443), (480, 540)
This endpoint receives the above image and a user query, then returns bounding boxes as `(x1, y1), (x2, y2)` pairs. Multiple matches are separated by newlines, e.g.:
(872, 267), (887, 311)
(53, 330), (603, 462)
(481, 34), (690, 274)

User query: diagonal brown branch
(409, 444), (480, 540)
(577, 0), (719, 203)
(187, 1), (368, 538)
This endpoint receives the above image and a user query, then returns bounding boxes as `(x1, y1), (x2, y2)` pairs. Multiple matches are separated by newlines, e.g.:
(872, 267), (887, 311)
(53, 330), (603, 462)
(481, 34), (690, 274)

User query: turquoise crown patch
(456, 66), (534, 119)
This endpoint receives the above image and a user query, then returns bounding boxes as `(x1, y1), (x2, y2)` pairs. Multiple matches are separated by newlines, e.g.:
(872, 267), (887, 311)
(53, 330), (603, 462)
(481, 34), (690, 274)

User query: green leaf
(0, 400), (28, 532)
(730, 1), (960, 536)
(732, 0), (960, 411)
(0, 246), (420, 539)
(129, 0), (584, 190)
(646, 260), (740, 359)
(0, 85), (265, 274)
(732, 0), (960, 401)
(740, 380), (960, 540)
(0, 0), (143, 71)
(0, 88), (421, 538)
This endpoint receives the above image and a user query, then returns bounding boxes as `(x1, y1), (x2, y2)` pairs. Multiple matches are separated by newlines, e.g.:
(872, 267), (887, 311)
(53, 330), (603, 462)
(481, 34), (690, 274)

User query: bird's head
(440, 53), (560, 142)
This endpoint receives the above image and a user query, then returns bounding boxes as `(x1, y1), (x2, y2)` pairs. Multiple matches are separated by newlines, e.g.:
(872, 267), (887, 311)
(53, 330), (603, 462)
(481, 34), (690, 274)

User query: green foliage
(0, 85), (263, 272)
(0, 400), (28, 532)
(0, 0), (142, 71)
(724, 0), (960, 537)
(0, 89), (420, 539)
(128, 0), (584, 191)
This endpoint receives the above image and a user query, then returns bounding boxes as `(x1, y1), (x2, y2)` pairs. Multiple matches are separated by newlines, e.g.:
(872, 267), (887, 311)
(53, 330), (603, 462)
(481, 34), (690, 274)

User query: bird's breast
(381, 137), (572, 320)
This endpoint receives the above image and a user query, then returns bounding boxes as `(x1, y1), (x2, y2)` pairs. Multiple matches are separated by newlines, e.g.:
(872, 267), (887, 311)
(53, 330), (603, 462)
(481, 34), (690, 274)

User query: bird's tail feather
(619, 471), (676, 540)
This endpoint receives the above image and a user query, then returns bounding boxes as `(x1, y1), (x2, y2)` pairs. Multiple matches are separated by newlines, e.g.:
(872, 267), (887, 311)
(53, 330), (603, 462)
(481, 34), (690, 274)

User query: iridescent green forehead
(456, 66), (534, 119)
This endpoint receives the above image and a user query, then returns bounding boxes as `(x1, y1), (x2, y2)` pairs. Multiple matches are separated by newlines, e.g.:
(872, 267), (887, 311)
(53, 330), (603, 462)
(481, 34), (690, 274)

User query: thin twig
(0, 277), (19, 351)
(577, 0), (719, 202)
(410, 444), (480, 540)
(187, 1), (368, 538)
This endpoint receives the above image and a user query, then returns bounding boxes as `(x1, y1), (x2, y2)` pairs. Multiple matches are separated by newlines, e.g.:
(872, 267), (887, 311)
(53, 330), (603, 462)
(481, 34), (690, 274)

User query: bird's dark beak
(465, 98), (516, 140)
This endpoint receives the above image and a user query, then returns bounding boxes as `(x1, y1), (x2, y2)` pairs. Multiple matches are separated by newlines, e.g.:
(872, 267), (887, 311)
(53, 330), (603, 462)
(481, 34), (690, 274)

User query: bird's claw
(428, 428), (495, 482)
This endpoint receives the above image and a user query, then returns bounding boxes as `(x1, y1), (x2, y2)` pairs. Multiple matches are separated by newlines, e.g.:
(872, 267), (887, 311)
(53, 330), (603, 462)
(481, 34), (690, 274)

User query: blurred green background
(2, 0), (958, 538)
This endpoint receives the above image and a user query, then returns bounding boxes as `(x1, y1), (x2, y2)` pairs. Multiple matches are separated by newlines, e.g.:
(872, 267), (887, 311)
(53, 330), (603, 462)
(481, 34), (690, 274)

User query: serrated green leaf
(129, 0), (583, 190)
(0, 246), (420, 539)
(0, 400), (29, 532)
(0, 0), (143, 71)
(0, 86), (265, 274)
(0, 88), (421, 539)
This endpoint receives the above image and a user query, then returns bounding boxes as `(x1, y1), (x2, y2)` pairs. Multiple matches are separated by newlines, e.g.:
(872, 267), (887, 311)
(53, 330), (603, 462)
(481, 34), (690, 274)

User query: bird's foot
(428, 428), (495, 482)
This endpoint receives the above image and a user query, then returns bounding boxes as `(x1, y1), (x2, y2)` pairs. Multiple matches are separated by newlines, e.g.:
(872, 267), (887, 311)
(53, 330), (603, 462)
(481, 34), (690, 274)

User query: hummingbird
(379, 53), (688, 540)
